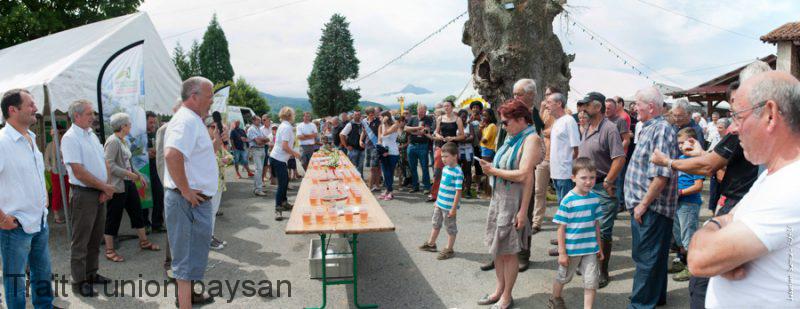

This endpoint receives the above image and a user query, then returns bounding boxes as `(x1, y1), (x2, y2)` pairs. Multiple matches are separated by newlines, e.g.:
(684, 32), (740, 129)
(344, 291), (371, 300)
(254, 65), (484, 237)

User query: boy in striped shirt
(549, 157), (604, 309)
(419, 142), (463, 260)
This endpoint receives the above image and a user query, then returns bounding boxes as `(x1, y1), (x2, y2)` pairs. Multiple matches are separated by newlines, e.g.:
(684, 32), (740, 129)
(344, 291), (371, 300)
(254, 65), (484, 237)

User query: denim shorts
(232, 149), (248, 165)
(165, 189), (213, 281)
(365, 147), (380, 168)
(480, 147), (495, 158)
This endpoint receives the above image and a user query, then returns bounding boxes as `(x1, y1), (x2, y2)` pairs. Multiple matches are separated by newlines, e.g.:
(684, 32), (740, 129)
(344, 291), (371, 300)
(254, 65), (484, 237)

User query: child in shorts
(549, 157), (604, 309)
(419, 142), (463, 260)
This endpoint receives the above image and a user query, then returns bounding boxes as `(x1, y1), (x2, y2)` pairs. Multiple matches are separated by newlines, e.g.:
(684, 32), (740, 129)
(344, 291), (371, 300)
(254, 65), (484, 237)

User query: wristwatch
(703, 218), (722, 229)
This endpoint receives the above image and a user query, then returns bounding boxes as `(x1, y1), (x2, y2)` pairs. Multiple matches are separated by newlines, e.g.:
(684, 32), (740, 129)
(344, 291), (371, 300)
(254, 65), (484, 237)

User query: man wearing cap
(577, 91), (626, 288)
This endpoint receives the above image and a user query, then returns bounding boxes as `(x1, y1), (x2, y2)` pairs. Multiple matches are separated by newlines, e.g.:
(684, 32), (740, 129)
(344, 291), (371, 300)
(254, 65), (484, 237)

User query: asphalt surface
(8, 167), (699, 308)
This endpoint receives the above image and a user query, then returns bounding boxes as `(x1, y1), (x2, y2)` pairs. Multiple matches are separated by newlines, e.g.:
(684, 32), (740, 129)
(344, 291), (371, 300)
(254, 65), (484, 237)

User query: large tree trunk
(463, 0), (573, 110)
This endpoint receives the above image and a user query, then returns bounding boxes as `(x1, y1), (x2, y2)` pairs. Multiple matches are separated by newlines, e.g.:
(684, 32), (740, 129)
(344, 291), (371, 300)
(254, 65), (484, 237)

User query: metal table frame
(307, 233), (377, 309)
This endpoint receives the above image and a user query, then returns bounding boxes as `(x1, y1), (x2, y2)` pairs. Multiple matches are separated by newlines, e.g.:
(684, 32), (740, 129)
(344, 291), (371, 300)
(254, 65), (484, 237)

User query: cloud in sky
(140, 0), (799, 109)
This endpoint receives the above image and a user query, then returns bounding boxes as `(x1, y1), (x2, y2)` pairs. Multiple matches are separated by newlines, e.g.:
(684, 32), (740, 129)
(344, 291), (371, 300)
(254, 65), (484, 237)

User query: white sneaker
(254, 190), (267, 196)
(210, 238), (224, 250)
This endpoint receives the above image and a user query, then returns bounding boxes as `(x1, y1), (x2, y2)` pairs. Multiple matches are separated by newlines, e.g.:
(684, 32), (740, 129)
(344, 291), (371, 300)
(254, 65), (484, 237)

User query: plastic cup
(344, 209), (354, 222)
(310, 190), (319, 206)
(353, 191), (362, 204)
(314, 210), (325, 223)
(327, 209), (338, 223)
(302, 211), (312, 225)
(359, 210), (368, 223)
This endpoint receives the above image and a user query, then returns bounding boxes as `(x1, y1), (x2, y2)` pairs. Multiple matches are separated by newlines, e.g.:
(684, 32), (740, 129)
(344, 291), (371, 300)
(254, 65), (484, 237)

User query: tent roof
(0, 12), (180, 115)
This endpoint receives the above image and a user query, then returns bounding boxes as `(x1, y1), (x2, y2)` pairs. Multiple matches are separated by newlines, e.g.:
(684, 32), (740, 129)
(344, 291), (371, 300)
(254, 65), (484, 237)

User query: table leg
(306, 234), (329, 309)
(351, 234), (378, 308)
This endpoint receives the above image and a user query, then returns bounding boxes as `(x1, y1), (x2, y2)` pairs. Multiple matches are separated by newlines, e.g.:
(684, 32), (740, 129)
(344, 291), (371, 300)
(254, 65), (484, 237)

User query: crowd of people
(1, 58), (800, 309)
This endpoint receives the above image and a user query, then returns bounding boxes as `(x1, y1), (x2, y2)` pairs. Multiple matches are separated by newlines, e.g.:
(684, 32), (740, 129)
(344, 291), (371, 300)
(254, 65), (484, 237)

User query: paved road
(15, 167), (698, 308)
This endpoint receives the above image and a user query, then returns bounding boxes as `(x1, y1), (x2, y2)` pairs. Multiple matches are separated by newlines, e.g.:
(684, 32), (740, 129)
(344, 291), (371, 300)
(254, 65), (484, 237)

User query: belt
(70, 185), (100, 192)
(167, 188), (212, 202)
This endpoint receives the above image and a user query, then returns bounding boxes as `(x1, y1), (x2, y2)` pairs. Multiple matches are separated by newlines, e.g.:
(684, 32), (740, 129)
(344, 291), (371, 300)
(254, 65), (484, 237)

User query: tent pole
(45, 84), (72, 242)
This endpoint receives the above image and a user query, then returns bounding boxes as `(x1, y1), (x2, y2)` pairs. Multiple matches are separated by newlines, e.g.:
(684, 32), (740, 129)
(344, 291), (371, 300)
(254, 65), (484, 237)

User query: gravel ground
(9, 167), (701, 308)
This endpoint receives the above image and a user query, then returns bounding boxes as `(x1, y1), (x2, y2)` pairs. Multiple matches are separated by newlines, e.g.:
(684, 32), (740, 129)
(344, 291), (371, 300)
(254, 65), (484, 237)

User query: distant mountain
(380, 84), (432, 96)
(258, 92), (388, 114)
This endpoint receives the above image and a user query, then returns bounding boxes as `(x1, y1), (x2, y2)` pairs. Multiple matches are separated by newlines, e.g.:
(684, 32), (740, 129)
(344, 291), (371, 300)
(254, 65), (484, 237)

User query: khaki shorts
(556, 253), (599, 289)
(432, 207), (458, 235)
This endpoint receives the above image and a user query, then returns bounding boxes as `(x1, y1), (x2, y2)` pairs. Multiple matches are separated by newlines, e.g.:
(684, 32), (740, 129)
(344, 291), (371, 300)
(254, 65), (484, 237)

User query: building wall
(776, 41), (800, 79)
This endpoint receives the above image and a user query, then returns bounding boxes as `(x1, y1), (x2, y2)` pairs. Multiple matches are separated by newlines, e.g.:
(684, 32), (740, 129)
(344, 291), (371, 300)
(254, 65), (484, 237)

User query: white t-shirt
(270, 121), (295, 162)
(296, 122), (318, 146)
(634, 121), (644, 144)
(549, 114), (581, 179)
(163, 107), (219, 196)
(706, 159), (800, 308)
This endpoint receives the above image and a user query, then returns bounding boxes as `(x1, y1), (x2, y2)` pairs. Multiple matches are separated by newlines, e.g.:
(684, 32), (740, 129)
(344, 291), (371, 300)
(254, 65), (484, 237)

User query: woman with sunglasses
(477, 98), (543, 309)
(430, 99), (464, 202)
(205, 117), (233, 250)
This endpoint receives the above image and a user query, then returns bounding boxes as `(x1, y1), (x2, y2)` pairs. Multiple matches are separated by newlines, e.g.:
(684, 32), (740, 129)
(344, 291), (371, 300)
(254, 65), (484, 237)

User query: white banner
(99, 43), (153, 208)
(212, 85), (230, 114)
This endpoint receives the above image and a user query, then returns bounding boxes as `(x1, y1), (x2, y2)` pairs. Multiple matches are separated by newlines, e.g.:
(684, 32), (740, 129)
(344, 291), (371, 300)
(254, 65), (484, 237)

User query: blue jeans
(407, 143), (431, 190)
(629, 210), (672, 309)
(553, 179), (575, 204)
(1, 221), (53, 308)
(270, 157), (289, 208)
(591, 183), (618, 241)
(347, 149), (365, 177)
(672, 202), (700, 249)
(616, 162), (628, 208)
(380, 155), (399, 192)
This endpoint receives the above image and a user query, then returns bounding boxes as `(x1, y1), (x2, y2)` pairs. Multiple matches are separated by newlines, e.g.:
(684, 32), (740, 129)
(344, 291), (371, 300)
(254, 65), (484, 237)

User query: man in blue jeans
(340, 111), (365, 176)
(0, 89), (58, 308)
(625, 86), (678, 309)
(404, 104), (434, 194)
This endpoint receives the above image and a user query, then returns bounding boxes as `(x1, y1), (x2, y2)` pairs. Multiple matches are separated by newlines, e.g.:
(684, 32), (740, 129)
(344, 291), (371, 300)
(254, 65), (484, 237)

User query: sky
(140, 0), (800, 109)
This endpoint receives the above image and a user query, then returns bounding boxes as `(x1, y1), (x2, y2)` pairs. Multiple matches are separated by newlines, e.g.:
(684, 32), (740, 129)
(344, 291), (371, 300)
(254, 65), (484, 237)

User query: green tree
(294, 108), (306, 123)
(307, 14), (360, 117)
(199, 14), (234, 84)
(0, 0), (143, 49)
(219, 77), (269, 116)
(171, 42), (191, 80)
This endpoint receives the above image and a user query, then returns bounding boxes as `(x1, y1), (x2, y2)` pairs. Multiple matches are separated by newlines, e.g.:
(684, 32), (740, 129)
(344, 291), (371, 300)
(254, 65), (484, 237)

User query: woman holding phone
(477, 98), (543, 308)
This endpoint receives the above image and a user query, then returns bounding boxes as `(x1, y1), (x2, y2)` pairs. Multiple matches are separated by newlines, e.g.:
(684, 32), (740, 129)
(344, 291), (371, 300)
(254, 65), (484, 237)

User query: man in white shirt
(297, 111), (319, 170)
(0, 89), (59, 307)
(545, 91), (580, 203)
(688, 71), (800, 308)
(247, 116), (268, 196)
(60, 99), (116, 297)
(163, 77), (219, 309)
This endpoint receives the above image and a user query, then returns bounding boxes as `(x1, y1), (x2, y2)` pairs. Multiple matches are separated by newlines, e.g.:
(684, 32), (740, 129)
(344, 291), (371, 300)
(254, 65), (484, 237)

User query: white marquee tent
(0, 12), (180, 115)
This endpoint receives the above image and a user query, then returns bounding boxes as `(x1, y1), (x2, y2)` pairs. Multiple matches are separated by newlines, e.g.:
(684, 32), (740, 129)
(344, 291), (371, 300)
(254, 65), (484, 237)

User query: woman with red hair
(477, 98), (543, 308)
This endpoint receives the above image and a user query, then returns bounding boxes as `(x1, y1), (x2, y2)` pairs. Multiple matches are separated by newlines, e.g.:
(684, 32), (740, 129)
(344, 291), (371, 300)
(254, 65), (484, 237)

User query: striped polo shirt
(435, 165), (464, 211)
(552, 190), (601, 256)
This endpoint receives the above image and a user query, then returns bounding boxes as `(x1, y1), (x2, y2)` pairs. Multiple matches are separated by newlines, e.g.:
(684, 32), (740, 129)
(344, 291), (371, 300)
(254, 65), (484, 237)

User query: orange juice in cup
(302, 211), (312, 225)
(344, 209), (354, 222)
(359, 209), (368, 222)
(315, 209), (325, 223)
(327, 209), (338, 223)
(353, 190), (362, 204)
(309, 189), (319, 206)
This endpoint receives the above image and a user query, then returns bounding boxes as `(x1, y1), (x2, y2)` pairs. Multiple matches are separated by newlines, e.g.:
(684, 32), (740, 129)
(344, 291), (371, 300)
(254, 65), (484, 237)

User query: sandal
(54, 218), (65, 224)
(105, 249), (125, 262)
(139, 240), (160, 251)
(477, 294), (500, 305)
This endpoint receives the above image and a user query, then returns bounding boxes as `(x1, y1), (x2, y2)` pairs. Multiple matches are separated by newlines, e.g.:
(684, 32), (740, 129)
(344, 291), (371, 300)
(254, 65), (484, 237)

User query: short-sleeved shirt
(550, 115), (581, 180)
(247, 125), (266, 148)
(624, 115), (679, 218)
(607, 115), (631, 136)
(61, 124), (108, 187)
(714, 133), (758, 201)
(552, 190), (601, 256)
(364, 118), (381, 148)
(296, 122), (318, 146)
(677, 154), (704, 205)
(163, 107), (219, 196)
(230, 128), (246, 151)
(481, 123), (498, 150)
(578, 118), (625, 178)
(407, 115), (435, 144)
(270, 121), (295, 162)
(706, 159), (800, 308)
(435, 165), (463, 211)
